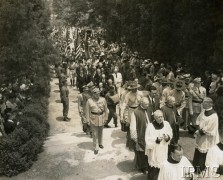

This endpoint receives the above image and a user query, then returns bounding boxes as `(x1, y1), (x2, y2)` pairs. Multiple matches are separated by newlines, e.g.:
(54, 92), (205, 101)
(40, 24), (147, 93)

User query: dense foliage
(53, 0), (223, 75)
(0, 0), (56, 176)
(0, 98), (49, 176)
(0, 0), (59, 84)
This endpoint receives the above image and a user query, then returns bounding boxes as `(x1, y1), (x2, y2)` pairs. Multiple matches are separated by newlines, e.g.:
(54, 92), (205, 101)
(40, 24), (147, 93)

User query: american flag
(74, 28), (82, 60)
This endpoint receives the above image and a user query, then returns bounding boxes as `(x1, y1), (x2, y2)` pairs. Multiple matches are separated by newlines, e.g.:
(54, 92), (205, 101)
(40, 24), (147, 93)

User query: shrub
(0, 96), (50, 177)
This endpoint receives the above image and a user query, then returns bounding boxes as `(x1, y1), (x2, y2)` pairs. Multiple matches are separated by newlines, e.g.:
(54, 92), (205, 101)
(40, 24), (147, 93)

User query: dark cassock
(161, 103), (179, 146)
(130, 105), (153, 173)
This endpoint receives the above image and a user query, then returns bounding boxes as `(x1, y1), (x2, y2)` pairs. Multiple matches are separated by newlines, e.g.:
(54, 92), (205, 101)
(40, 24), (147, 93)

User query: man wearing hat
(190, 77), (206, 126)
(85, 88), (108, 154)
(121, 81), (143, 151)
(169, 80), (186, 117)
(61, 79), (70, 121)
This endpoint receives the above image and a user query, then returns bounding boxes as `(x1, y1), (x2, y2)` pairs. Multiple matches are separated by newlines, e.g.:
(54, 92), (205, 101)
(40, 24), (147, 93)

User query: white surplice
(158, 156), (194, 180)
(204, 144), (223, 180)
(145, 121), (173, 168)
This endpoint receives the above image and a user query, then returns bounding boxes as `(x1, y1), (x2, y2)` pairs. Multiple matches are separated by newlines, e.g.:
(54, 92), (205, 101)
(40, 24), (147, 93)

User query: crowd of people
(0, 77), (33, 137)
(52, 26), (223, 179)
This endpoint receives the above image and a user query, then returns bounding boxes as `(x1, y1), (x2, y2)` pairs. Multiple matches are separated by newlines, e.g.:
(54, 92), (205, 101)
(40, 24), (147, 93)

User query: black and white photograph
(0, 0), (223, 179)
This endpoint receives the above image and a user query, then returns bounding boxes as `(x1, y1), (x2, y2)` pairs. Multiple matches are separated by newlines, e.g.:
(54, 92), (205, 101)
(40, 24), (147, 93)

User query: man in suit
(147, 85), (160, 112)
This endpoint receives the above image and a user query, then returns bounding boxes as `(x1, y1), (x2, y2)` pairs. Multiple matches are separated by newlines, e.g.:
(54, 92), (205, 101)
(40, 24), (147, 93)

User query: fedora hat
(174, 80), (185, 90)
(127, 81), (140, 90)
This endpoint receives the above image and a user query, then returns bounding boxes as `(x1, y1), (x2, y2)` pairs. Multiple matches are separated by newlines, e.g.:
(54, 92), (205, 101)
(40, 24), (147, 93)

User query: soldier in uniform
(77, 85), (92, 135)
(61, 79), (70, 121)
(58, 69), (67, 102)
(85, 88), (108, 154)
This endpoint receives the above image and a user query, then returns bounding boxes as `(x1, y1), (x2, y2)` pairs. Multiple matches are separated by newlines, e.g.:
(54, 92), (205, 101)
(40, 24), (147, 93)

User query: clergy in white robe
(145, 110), (173, 180)
(205, 129), (223, 180)
(158, 144), (194, 180)
(193, 97), (219, 173)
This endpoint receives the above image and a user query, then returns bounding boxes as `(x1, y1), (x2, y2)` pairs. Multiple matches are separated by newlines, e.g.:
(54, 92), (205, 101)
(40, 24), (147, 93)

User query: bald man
(193, 97), (219, 173)
(145, 110), (173, 180)
(161, 96), (179, 145)
(130, 97), (153, 173)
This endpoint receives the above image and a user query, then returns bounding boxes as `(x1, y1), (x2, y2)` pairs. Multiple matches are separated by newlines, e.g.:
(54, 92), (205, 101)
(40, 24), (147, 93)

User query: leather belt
(129, 106), (138, 109)
(192, 100), (203, 104)
(91, 111), (103, 115)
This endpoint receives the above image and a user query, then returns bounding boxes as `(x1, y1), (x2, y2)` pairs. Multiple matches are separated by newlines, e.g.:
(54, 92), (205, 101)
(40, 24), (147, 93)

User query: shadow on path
(53, 90), (60, 93)
(111, 129), (126, 139)
(71, 132), (89, 138)
(56, 116), (64, 121)
(111, 129), (126, 147)
(77, 142), (93, 151)
(180, 130), (194, 138)
(112, 138), (126, 148)
(116, 160), (133, 173)
(55, 100), (61, 103)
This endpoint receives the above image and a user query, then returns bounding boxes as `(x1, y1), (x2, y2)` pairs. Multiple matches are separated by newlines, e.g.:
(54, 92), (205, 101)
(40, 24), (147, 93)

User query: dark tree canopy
(53, 0), (223, 74)
(0, 0), (58, 84)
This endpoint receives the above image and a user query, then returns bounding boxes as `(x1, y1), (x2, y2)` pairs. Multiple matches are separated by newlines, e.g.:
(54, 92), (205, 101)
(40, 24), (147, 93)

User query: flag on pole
(74, 28), (82, 60)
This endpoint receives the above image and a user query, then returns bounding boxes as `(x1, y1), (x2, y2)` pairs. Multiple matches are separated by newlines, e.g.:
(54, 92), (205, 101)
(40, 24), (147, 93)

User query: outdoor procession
(0, 0), (223, 180)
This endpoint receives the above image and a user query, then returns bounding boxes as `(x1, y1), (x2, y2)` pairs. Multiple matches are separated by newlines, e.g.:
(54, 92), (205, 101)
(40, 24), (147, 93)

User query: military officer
(85, 88), (108, 154)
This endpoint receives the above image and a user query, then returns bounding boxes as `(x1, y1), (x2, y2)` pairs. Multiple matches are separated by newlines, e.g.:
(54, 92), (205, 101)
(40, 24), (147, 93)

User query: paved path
(3, 77), (196, 180)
